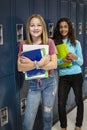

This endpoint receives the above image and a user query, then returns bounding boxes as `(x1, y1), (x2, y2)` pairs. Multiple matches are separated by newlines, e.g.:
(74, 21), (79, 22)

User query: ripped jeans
(22, 70), (58, 130)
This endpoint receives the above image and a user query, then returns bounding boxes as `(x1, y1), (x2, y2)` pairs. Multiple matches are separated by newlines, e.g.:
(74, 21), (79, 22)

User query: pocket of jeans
(28, 80), (37, 90)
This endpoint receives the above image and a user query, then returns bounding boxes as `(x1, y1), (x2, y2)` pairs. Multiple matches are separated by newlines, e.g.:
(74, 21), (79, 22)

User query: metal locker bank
(0, 0), (87, 130)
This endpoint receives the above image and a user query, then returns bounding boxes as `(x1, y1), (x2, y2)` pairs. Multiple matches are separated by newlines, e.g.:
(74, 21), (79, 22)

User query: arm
(39, 38), (57, 70)
(38, 54), (57, 70)
(57, 57), (72, 66)
(17, 56), (35, 72)
(17, 55), (50, 72)
(67, 41), (83, 66)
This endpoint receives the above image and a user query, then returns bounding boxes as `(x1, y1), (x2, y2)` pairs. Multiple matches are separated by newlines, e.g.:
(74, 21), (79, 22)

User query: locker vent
(16, 24), (24, 42)
(20, 98), (26, 115)
(0, 107), (8, 126)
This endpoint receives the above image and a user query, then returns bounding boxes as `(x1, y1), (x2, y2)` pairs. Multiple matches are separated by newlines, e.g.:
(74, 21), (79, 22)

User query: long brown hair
(53, 17), (76, 46)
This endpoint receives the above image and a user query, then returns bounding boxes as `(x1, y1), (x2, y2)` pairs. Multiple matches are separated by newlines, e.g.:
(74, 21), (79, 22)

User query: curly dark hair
(53, 17), (76, 46)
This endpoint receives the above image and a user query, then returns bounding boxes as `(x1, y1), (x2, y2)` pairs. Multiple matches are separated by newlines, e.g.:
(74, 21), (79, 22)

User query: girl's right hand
(19, 56), (33, 64)
(62, 56), (72, 63)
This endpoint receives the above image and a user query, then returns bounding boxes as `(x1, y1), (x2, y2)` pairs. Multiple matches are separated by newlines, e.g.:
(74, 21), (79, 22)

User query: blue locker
(84, 2), (87, 68)
(15, 1), (29, 129)
(60, 0), (69, 18)
(82, 2), (87, 98)
(15, 0), (29, 23)
(0, 0), (20, 130)
(33, 0), (45, 16)
(76, 1), (84, 49)
(76, 1), (87, 98)
(70, 0), (77, 32)
(0, 76), (18, 130)
(45, 0), (58, 23)
(0, 0), (14, 77)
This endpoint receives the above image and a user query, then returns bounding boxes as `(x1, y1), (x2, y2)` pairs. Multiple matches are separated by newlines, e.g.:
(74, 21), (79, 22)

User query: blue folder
(22, 48), (48, 80)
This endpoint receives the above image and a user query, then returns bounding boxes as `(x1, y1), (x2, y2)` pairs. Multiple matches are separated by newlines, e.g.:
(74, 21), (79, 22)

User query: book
(22, 45), (49, 80)
(56, 43), (72, 68)
(23, 45), (49, 55)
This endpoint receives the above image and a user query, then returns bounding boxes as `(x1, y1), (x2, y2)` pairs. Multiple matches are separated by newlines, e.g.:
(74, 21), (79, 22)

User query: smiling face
(29, 17), (43, 40)
(59, 21), (69, 38)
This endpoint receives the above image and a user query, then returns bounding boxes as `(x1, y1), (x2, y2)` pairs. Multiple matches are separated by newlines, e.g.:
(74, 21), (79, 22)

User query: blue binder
(22, 48), (48, 80)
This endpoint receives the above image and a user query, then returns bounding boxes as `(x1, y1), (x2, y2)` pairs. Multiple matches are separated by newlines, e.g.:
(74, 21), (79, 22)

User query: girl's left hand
(67, 52), (78, 60)
(38, 55), (50, 67)
(41, 55), (50, 64)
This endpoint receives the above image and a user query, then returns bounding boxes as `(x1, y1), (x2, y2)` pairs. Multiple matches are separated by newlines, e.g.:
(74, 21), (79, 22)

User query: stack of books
(22, 45), (49, 80)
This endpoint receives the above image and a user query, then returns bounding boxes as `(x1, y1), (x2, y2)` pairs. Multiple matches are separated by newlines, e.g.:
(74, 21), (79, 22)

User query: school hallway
(52, 98), (87, 130)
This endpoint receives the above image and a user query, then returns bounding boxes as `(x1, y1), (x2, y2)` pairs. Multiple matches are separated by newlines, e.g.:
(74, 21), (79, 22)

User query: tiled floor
(52, 99), (87, 130)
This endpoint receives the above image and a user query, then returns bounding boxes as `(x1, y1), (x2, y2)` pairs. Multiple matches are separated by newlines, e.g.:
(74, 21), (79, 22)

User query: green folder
(56, 43), (72, 68)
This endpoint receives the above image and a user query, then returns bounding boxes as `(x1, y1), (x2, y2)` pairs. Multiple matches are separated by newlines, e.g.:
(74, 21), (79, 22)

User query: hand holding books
(66, 52), (78, 60)
(38, 54), (50, 67)
(62, 53), (72, 63)
(20, 56), (33, 64)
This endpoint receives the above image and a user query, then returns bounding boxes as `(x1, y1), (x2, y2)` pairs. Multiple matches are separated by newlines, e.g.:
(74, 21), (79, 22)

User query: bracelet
(34, 60), (39, 69)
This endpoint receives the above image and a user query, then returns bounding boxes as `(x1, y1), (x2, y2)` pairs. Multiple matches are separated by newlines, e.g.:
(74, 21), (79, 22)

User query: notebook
(56, 43), (72, 68)
(23, 45), (49, 55)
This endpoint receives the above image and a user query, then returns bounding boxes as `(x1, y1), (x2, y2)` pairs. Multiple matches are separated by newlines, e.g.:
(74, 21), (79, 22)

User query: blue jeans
(22, 70), (58, 130)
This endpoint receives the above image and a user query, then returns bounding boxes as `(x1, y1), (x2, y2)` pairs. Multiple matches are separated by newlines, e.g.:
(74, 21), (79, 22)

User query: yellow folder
(56, 43), (72, 68)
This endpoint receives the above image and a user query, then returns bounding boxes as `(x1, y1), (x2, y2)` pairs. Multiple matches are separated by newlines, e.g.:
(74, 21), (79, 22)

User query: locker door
(15, 0), (29, 129)
(76, 1), (87, 99)
(82, 2), (87, 98)
(76, 2), (84, 50)
(0, 0), (19, 130)
(45, 0), (58, 38)
(33, 0), (45, 16)
(76, 1), (84, 81)
(0, 0), (14, 77)
(84, 3), (87, 68)
(0, 76), (18, 130)
(15, 0), (29, 23)
(45, 0), (58, 23)
(70, 0), (76, 33)
(60, 0), (69, 17)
